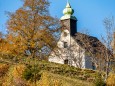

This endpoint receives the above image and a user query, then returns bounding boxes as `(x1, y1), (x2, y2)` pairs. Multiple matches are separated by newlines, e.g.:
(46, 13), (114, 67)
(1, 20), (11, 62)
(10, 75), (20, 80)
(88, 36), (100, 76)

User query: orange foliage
(5, 0), (60, 58)
(0, 64), (9, 77)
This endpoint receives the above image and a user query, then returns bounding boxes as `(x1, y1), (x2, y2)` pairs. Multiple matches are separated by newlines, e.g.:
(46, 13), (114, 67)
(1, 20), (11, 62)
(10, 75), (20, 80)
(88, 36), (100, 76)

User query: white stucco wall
(49, 30), (93, 69)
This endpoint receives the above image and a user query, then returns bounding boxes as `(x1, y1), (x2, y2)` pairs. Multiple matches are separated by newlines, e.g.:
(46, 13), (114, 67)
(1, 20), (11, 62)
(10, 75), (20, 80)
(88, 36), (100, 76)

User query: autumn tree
(6, 0), (60, 59)
(0, 32), (8, 59)
(0, 31), (16, 61)
(111, 32), (115, 73)
(0, 32), (3, 39)
(0, 32), (3, 56)
(0, 32), (6, 56)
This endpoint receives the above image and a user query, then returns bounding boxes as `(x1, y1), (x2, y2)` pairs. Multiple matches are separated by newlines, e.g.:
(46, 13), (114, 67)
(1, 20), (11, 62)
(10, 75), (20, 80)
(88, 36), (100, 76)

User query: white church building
(49, 2), (108, 70)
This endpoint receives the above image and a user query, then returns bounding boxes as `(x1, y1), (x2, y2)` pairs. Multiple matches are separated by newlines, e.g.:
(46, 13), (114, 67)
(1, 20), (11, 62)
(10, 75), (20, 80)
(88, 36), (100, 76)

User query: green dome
(63, 2), (74, 15)
(60, 2), (77, 20)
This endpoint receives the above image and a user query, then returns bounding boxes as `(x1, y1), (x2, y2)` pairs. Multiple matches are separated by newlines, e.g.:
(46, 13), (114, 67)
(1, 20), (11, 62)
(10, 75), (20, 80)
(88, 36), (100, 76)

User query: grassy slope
(0, 58), (97, 86)
(47, 72), (94, 86)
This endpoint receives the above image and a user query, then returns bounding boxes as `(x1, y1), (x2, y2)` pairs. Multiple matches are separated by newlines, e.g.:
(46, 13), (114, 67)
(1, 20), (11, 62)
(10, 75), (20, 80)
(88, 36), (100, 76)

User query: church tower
(60, 2), (77, 36)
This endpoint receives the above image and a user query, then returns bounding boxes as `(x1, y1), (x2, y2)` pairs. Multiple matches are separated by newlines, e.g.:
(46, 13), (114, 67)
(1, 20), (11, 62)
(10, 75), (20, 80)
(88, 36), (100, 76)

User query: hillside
(0, 58), (99, 86)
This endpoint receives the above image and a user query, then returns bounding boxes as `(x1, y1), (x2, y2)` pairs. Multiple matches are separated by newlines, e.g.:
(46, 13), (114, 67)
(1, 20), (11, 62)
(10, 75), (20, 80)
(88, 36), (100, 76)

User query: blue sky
(0, 0), (115, 39)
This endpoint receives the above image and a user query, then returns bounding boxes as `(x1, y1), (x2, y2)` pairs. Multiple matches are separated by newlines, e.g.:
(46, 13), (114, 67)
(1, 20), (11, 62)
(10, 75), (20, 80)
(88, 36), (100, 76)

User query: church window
(64, 59), (68, 64)
(92, 62), (96, 70)
(64, 42), (68, 48)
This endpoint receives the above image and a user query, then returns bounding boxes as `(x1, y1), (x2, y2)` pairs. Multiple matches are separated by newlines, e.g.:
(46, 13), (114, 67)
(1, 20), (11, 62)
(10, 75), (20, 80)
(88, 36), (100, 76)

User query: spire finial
(63, 1), (73, 15)
(60, 1), (77, 20)
(67, 0), (68, 3)
(66, 0), (71, 8)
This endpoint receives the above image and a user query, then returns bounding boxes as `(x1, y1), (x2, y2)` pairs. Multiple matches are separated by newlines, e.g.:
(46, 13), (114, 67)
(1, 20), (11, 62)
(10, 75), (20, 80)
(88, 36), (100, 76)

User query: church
(49, 2), (109, 70)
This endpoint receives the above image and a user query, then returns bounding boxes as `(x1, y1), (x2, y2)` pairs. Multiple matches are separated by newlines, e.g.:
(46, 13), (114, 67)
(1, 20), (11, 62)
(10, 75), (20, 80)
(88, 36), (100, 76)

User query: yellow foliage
(38, 72), (50, 86)
(38, 72), (63, 86)
(0, 63), (9, 78)
(2, 64), (27, 86)
(106, 73), (115, 86)
(5, 0), (59, 58)
(0, 64), (9, 71)
(12, 64), (26, 78)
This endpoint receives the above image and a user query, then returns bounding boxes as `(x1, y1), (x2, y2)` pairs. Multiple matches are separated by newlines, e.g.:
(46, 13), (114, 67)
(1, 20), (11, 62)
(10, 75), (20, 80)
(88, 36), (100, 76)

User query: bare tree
(74, 32), (103, 70)
(101, 16), (115, 79)
(69, 43), (85, 68)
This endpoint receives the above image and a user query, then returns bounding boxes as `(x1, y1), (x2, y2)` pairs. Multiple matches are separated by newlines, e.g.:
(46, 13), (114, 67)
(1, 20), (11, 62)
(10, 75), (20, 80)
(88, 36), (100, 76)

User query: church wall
(49, 30), (86, 68)
(49, 2), (97, 70)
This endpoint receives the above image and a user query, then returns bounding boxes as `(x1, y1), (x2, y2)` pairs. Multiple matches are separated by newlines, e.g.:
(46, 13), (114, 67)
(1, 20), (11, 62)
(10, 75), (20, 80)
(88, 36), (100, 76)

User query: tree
(0, 32), (6, 56)
(0, 32), (16, 60)
(111, 32), (115, 73)
(0, 32), (3, 39)
(6, 0), (60, 59)
(74, 17), (115, 80)
(0, 32), (3, 55)
(69, 42), (85, 68)
(102, 16), (115, 79)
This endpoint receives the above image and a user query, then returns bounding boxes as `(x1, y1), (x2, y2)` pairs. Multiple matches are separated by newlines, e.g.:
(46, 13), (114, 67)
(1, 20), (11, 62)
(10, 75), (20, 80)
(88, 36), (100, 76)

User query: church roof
(73, 32), (113, 59)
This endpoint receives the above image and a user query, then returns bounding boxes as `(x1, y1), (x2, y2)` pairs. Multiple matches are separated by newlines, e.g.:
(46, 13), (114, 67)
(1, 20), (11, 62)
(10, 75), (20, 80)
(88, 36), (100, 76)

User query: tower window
(64, 42), (68, 48)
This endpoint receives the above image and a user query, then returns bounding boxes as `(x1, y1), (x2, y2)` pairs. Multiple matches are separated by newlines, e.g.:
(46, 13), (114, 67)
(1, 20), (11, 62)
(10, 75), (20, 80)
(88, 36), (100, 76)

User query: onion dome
(60, 2), (76, 20)
(63, 2), (74, 16)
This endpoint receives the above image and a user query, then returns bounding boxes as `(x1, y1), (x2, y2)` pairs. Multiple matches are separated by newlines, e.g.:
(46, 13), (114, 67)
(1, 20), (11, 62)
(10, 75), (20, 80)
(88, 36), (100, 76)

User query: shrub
(38, 72), (63, 86)
(94, 74), (106, 86)
(2, 64), (27, 86)
(23, 64), (41, 82)
(106, 73), (115, 86)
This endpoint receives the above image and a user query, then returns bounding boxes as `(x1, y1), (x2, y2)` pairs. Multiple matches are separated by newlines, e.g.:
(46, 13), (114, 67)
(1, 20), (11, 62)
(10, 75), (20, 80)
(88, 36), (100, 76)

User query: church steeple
(61, 1), (76, 20)
(60, 1), (77, 36)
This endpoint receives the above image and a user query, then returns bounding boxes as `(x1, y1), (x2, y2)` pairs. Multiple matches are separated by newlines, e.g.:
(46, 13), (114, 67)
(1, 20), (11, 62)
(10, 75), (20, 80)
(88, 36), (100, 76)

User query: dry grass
(0, 59), (97, 86)
(41, 72), (94, 86)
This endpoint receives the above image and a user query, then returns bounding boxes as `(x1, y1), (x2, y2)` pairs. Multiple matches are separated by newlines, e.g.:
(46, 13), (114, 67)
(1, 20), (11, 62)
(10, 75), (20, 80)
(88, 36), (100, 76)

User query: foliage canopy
(3, 0), (60, 59)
